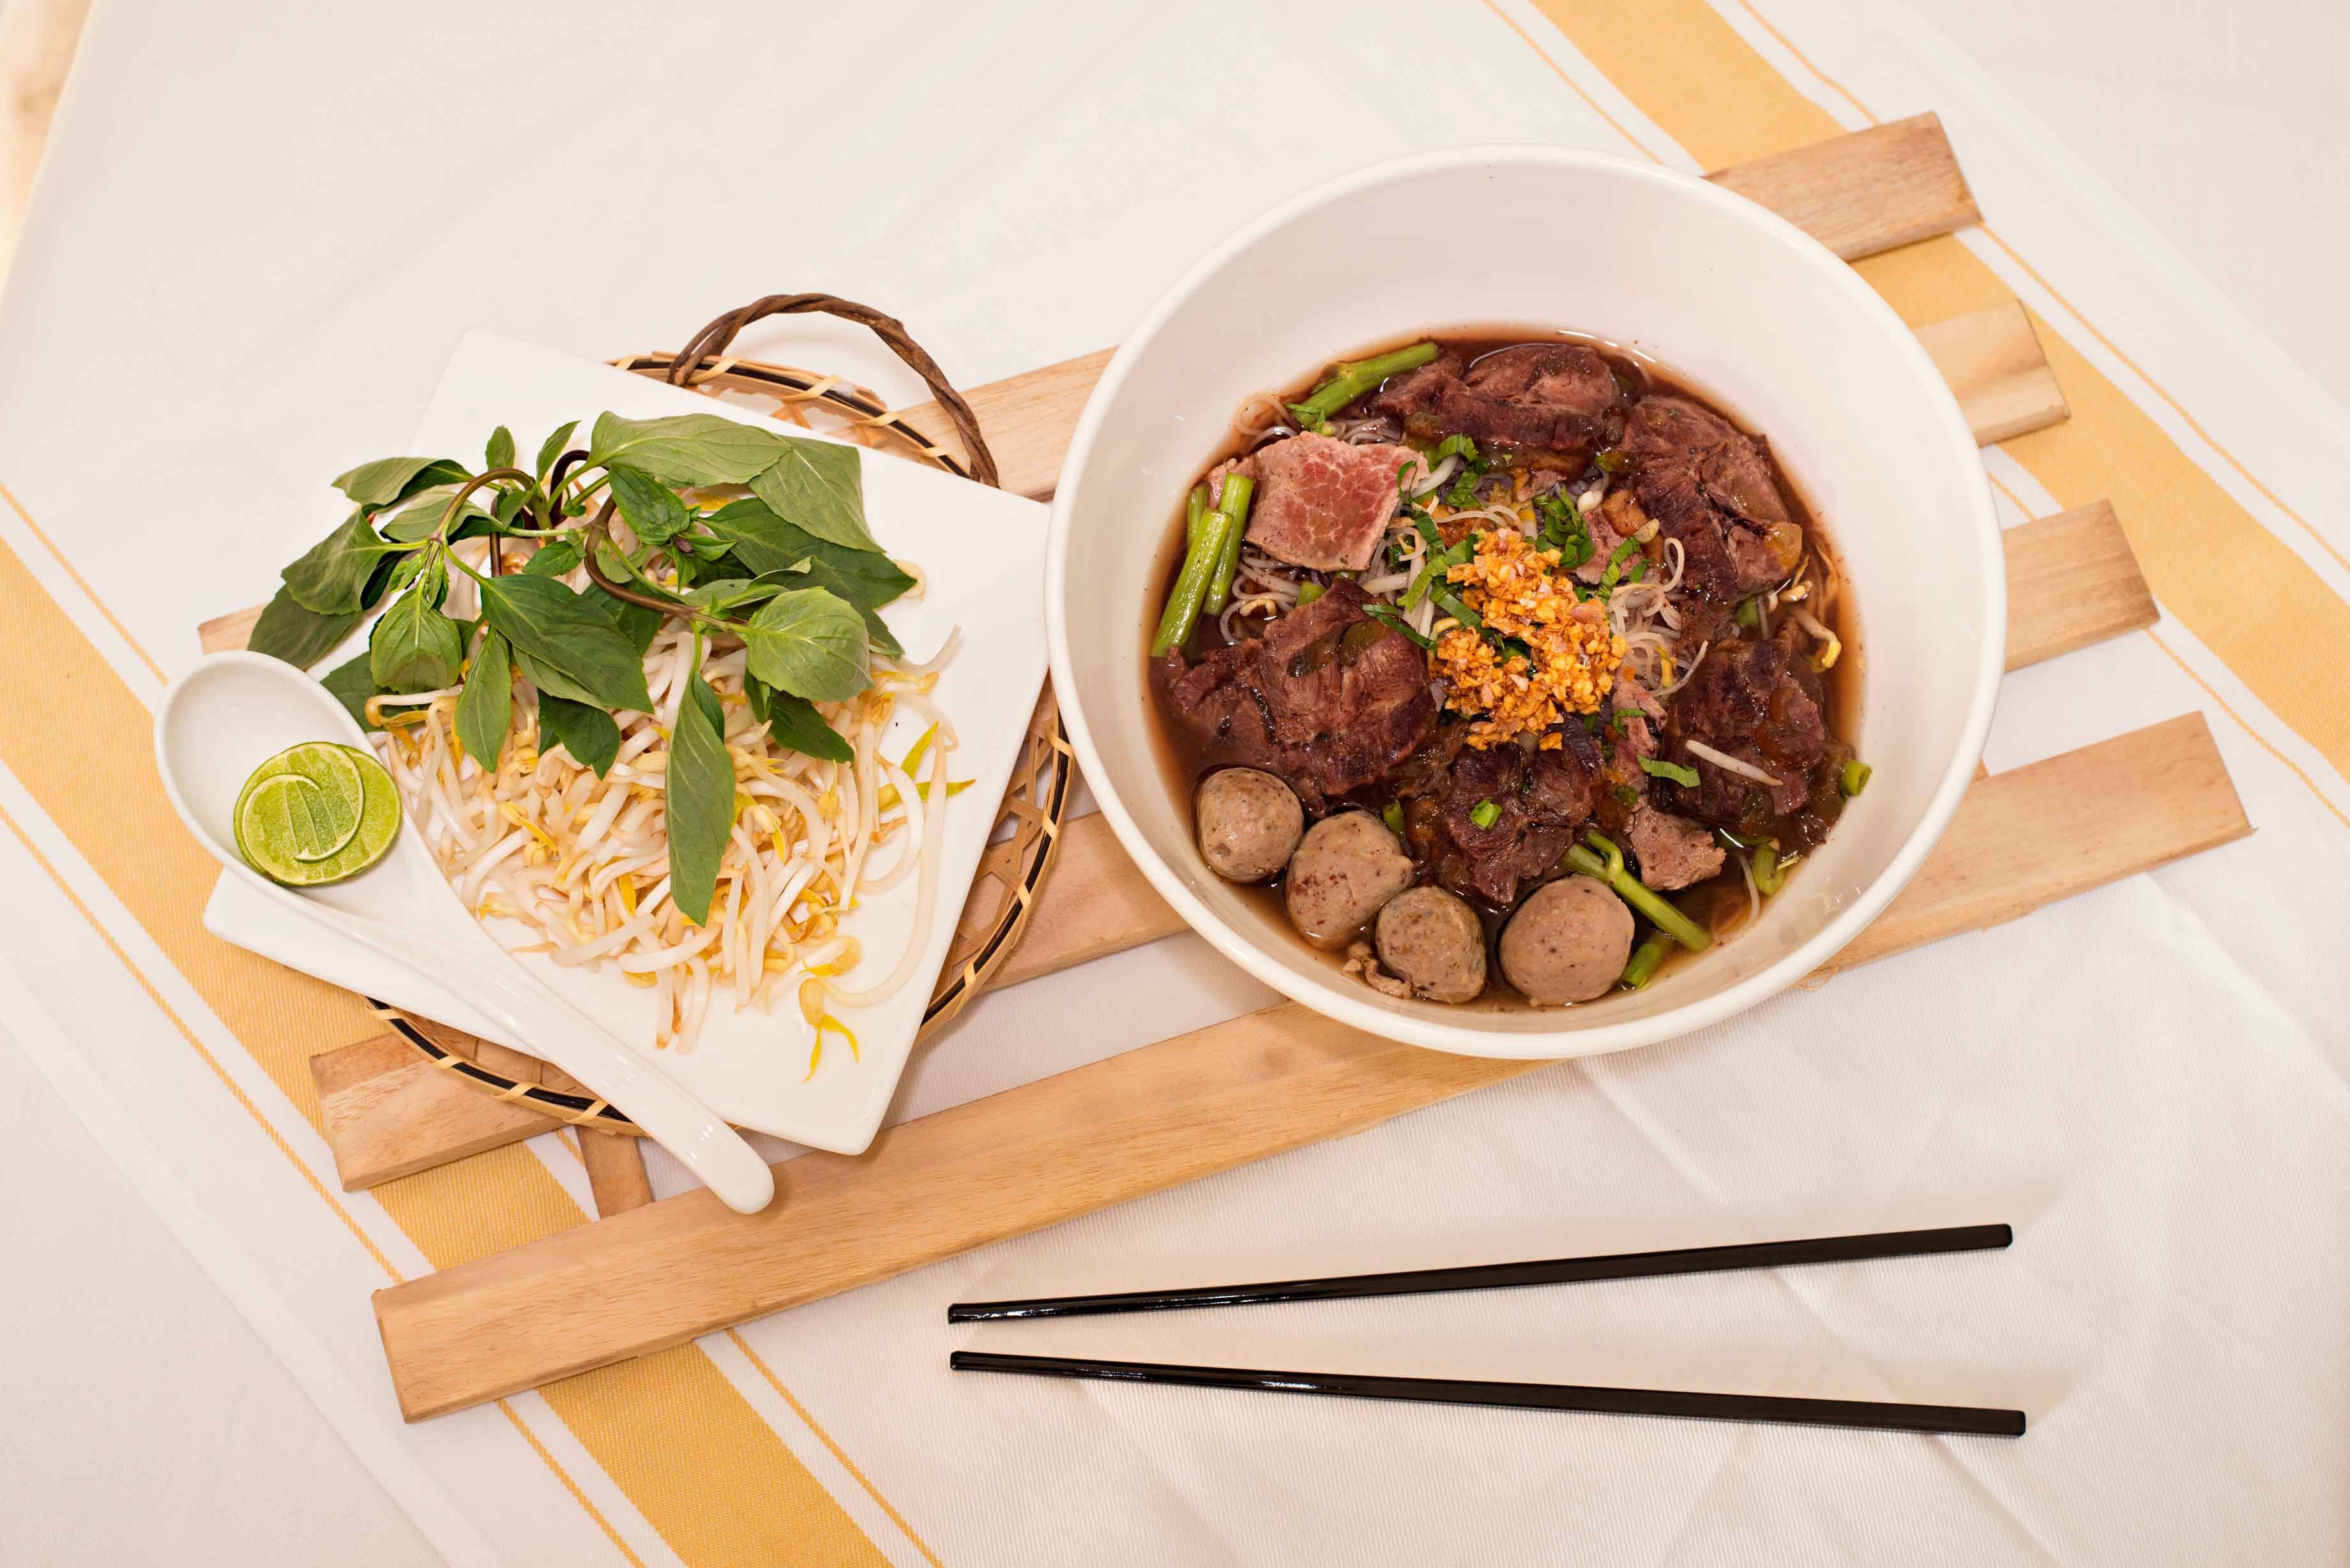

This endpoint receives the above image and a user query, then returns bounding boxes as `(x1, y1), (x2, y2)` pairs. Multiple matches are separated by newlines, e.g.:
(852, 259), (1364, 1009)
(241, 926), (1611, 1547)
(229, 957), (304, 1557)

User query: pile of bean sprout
(366, 546), (961, 1067)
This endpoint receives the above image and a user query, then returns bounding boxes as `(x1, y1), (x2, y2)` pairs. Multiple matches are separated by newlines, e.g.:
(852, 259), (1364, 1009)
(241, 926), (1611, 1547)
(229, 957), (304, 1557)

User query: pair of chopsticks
(948, 1223), (2024, 1438)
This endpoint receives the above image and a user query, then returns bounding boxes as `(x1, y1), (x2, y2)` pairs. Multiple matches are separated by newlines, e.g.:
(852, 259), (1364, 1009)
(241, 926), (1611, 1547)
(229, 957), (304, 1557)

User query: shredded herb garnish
(1535, 492), (1594, 569)
(1361, 601), (1435, 648)
(1639, 757), (1700, 787)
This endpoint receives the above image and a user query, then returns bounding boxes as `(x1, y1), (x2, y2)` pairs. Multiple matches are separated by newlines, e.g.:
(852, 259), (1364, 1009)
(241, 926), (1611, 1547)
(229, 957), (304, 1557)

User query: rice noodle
(1790, 605), (1842, 669)
(1685, 738), (1780, 787)
(370, 545), (961, 1058)
(1231, 391), (1292, 439)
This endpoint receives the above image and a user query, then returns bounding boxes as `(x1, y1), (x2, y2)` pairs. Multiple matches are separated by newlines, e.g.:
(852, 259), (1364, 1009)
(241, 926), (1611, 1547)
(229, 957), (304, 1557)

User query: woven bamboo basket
(369, 295), (1072, 1135)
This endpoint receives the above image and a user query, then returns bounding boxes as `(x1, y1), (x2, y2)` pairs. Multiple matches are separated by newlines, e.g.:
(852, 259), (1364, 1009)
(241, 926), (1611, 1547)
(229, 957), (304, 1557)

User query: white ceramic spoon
(153, 651), (775, 1215)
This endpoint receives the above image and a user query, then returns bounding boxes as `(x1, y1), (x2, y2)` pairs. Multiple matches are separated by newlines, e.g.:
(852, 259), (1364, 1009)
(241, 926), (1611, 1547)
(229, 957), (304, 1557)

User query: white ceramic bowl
(1047, 146), (2002, 1060)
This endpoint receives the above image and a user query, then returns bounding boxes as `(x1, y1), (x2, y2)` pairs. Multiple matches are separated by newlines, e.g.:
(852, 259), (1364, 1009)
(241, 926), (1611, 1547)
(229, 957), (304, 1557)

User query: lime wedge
(233, 742), (402, 886)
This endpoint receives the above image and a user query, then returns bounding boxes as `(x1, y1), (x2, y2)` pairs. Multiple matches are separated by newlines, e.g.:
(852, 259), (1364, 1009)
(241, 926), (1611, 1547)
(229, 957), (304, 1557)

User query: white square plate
(202, 331), (1049, 1153)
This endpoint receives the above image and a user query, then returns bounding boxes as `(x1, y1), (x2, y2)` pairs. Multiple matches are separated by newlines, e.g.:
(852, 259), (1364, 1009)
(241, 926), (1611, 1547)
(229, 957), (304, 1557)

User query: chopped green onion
(1612, 783), (1639, 806)
(1404, 536), (1470, 611)
(1430, 585), (1483, 631)
(1203, 476), (1254, 615)
(1619, 929), (1674, 990)
(1185, 485), (1208, 550)
(1287, 342), (1440, 426)
(1361, 601), (1434, 649)
(1718, 829), (1792, 895)
(1841, 758), (1872, 797)
(1639, 756), (1699, 787)
(1294, 580), (1326, 606)
(1734, 596), (1760, 631)
(1382, 801), (1406, 836)
(1442, 456), (1494, 509)
(1469, 799), (1500, 831)
(1535, 492), (1594, 569)
(1149, 509), (1236, 658)
(1599, 536), (1644, 592)
(1584, 712), (1604, 733)
(1562, 831), (1711, 951)
(1594, 447), (1627, 474)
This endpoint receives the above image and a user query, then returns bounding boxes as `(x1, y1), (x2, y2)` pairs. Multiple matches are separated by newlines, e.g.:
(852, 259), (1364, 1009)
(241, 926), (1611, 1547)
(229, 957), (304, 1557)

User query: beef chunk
(1399, 731), (1598, 907)
(1623, 804), (1725, 891)
(1224, 432), (1420, 573)
(1623, 396), (1804, 601)
(1368, 355), (1462, 422)
(1372, 344), (1624, 460)
(1657, 628), (1833, 834)
(1152, 580), (1434, 811)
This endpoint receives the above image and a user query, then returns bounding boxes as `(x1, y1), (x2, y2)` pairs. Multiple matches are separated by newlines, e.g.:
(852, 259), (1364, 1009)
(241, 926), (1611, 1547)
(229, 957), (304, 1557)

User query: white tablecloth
(2, 1), (2346, 1564)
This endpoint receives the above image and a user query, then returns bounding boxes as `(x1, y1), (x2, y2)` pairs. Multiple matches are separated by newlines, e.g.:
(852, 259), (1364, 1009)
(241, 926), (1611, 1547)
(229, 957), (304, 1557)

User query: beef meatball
(1374, 887), (1488, 1003)
(1498, 877), (1635, 1004)
(1194, 768), (1304, 883)
(1284, 811), (1414, 951)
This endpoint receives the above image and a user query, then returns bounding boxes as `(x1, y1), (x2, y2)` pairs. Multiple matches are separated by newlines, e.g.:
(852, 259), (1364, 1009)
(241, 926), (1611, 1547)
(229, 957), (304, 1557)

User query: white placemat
(0, 0), (2342, 1562)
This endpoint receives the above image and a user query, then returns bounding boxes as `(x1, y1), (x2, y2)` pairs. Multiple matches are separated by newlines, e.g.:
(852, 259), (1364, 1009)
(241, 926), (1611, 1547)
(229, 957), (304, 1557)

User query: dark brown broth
(1144, 327), (1862, 1006)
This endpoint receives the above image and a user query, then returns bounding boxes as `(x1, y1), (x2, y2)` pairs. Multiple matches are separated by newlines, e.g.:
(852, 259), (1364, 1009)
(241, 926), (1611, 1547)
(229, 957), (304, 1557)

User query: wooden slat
(373, 711), (2249, 1421)
(1706, 112), (1979, 260)
(300, 496), (2154, 1189)
(1916, 300), (2069, 444)
(1823, 714), (2245, 970)
(198, 602), (261, 656)
(2002, 501), (2158, 669)
(575, 1129), (654, 1215)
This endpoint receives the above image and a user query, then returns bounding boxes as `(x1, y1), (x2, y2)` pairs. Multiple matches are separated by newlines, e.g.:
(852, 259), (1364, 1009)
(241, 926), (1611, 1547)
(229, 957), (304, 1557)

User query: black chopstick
(947, 1223), (2011, 1323)
(951, 1352), (2024, 1438)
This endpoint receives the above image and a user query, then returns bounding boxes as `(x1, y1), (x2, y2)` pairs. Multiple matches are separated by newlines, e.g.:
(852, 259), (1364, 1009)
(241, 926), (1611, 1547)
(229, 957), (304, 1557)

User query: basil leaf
(485, 426), (515, 472)
(665, 668), (736, 926)
(381, 487), (493, 544)
(510, 645), (605, 708)
(745, 676), (854, 764)
(369, 577), (464, 693)
(282, 506), (384, 614)
(605, 465), (692, 545)
(320, 653), (383, 730)
(474, 572), (654, 713)
(741, 587), (868, 702)
(535, 692), (619, 776)
(747, 435), (876, 552)
(534, 420), (580, 480)
(520, 536), (582, 577)
(798, 557), (903, 658)
(699, 499), (913, 610)
(586, 411), (784, 486)
(492, 488), (527, 529)
(588, 586), (664, 658)
(250, 583), (362, 668)
(681, 571), (802, 615)
(454, 628), (513, 767)
(332, 456), (467, 507)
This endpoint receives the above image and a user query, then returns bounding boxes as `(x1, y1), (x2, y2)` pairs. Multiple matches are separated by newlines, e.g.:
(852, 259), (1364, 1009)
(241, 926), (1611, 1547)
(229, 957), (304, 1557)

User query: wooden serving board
(181, 113), (2247, 1415)
(373, 711), (2247, 1420)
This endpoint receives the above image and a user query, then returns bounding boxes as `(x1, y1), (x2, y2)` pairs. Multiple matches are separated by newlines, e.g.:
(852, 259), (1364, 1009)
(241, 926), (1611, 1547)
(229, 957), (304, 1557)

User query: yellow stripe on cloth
(1526, 0), (2350, 785)
(0, 534), (891, 1568)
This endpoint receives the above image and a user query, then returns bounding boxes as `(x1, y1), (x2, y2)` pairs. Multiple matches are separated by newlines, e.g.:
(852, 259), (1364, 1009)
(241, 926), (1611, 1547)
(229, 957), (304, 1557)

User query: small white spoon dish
(154, 650), (776, 1215)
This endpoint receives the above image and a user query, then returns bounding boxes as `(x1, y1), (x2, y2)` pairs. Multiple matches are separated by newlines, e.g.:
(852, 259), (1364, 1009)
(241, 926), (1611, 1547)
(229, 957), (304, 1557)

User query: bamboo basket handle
(669, 293), (1001, 488)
